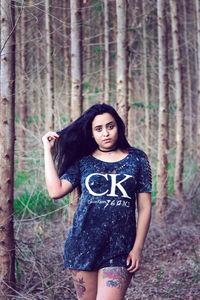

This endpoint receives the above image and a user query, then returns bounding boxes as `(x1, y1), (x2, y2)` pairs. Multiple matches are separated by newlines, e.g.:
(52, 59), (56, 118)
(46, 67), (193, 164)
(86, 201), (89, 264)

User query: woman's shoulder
(78, 154), (93, 166)
(128, 147), (151, 173)
(128, 147), (148, 158)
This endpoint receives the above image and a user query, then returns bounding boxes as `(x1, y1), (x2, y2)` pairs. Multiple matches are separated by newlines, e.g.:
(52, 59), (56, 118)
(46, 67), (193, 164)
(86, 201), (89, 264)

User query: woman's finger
(128, 259), (140, 273)
(126, 256), (131, 267)
(42, 132), (59, 147)
(126, 258), (136, 271)
(43, 132), (58, 140)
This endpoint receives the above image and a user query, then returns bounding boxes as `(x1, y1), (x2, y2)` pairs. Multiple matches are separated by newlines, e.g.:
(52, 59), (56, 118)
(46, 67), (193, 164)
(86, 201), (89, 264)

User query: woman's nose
(103, 128), (109, 136)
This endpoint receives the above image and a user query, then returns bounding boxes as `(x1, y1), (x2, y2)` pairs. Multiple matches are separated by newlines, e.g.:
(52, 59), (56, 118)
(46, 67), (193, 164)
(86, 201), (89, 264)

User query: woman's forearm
(44, 147), (62, 196)
(132, 193), (152, 252)
(126, 193), (151, 272)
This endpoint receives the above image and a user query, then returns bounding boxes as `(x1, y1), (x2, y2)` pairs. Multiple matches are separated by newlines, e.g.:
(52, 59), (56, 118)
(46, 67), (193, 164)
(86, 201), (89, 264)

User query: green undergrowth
(14, 169), (68, 220)
(151, 151), (199, 208)
(151, 162), (175, 206)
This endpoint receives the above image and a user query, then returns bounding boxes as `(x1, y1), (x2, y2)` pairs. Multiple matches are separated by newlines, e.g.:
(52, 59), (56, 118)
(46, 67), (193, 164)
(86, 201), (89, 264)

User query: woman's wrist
(43, 144), (51, 151)
(131, 243), (143, 254)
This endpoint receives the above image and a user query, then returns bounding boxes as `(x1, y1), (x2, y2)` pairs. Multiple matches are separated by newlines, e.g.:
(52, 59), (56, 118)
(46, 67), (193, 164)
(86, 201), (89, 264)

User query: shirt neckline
(90, 151), (131, 164)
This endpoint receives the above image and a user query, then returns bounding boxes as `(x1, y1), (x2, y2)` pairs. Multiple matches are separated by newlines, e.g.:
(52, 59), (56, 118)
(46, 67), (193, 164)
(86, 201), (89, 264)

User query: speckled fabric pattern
(61, 147), (152, 271)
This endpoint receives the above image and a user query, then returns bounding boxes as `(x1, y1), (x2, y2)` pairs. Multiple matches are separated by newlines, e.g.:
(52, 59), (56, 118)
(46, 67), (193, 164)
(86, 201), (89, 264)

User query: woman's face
(92, 113), (118, 150)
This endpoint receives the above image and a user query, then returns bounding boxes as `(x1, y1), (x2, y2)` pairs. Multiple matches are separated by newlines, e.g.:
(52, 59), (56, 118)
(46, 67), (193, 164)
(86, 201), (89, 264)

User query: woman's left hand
(126, 249), (142, 273)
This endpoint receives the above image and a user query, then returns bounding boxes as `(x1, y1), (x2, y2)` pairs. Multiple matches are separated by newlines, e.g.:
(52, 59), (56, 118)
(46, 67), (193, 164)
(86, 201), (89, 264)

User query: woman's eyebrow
(94, 121), (115, 128)
(106, 121), (115, 126)
(94, 125), (102, 130)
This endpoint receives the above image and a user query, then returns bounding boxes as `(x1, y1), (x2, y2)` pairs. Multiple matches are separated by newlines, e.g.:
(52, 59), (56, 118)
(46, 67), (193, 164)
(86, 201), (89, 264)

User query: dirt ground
(13, 199), (200, 300)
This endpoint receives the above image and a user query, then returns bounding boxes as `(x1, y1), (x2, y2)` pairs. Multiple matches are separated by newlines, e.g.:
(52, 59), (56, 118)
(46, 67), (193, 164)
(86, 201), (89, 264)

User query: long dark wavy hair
(53, 103), (131, 176)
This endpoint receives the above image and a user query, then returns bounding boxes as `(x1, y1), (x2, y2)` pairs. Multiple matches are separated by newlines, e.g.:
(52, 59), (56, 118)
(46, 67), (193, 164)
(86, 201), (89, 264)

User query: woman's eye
(96, 128), (102, 132)
(108, 125), (114, 129)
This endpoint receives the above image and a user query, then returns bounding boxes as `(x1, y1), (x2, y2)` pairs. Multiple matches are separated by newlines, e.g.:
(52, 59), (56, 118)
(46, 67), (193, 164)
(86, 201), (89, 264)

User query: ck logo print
(85, 173), (133, 199)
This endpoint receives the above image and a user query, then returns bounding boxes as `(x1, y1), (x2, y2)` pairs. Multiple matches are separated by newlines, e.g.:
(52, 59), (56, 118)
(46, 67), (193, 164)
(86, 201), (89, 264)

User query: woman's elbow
(46, 180), (73, 199)
(48, 192), (59, 199)
(48, 189), (65, 199)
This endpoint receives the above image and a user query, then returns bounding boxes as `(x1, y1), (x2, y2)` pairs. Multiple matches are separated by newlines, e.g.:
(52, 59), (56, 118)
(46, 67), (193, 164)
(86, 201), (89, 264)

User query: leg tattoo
(70, 270), (86, 299)
(73, 277), (86, 299)
(71, 269), (80, 277)
(102, 267), (129, 289)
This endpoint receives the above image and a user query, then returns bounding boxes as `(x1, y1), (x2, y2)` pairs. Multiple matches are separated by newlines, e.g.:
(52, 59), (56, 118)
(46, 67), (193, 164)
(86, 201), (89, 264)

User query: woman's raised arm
(42, 132), (73, 199)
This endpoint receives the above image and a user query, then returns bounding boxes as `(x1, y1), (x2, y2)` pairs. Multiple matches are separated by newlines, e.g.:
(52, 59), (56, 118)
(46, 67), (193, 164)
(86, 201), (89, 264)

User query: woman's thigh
(70, 269), (98, 300)
(96, 266), (132, 300)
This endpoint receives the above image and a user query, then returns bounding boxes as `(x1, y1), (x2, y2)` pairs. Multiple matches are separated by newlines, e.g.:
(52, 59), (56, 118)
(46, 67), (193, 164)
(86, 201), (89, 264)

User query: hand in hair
(42, 131), (59, 149)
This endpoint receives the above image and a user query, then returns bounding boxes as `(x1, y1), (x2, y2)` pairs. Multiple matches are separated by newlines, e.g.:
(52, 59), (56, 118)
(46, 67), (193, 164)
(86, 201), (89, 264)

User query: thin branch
(0, 0), (25, 54)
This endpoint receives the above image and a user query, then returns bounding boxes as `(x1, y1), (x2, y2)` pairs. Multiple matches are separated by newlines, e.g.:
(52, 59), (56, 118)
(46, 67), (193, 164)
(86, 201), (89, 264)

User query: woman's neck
(98, 146), (118, 153)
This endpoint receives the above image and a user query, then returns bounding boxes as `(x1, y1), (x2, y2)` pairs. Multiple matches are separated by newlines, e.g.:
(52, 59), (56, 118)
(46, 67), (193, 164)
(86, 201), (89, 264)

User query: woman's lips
(103, 139), (111, 143)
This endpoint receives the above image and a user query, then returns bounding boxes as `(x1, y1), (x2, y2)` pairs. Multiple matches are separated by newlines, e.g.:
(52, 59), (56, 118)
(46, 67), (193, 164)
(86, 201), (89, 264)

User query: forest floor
(12, 198), (200, 300)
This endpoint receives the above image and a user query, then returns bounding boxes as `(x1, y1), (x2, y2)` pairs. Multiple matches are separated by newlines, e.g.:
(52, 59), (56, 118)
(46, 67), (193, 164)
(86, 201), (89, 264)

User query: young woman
(42, 103), (152, 300)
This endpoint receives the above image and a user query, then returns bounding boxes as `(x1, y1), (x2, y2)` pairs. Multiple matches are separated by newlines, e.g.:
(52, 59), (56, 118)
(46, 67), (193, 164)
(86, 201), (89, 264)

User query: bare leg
(96, 266), (132, 300)
(70, 269), (98, 300)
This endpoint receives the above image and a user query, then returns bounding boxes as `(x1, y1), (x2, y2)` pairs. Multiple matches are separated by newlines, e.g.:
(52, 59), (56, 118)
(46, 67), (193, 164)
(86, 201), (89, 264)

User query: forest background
(0, 0), (200, 299)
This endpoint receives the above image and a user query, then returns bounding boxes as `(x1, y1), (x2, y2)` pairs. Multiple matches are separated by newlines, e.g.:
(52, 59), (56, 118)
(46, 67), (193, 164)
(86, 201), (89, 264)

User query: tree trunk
(63, 0), (71, 123)
(127, 0), (137, 146)
(70, 0), (83, 121)
(142, 0), (150, 156)
(104, 0), (110, 104)
(149, 18), (159, 152)
(116, 0), (128, 132)
(182, 0), (193, 156)
(18, 5), (27, 171)
(127, 61), (135, 146)
(82, 5), (91, 110)
(45, 0), (55, 131)
(170, 0), (185, 203)
(99, 11), (104, 104)
(0, 1), (16, 298)
(196, 0), (200, 178)
(36, 21), (42, 133)
(156, 0), (169, 221)
(68, 0), (83, 230)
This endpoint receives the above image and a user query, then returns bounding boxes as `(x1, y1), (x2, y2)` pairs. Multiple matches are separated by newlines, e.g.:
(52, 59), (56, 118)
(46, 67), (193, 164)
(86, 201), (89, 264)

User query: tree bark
(116, 0), (128, 132)
(149, 17), (159, 152)
(156, 0), (169, 221)
(63, 0), (71, 123)
(127, 0), (137, 146)
(99, 10), (104, 104)
(82, 5), (91, 110)
(36, 20), (43, 133)
(68, 0), (83, 230)
(104, 0), (110, 104)
(127, 61), (135, 146)
(45, 0), (55, 131)
(182, 0), (193, 156)
(0, 1), (16, 297)
(196, 0), (200, 178)
(18, 5), (27, 171)
(70, 0), (83, 121)
(170, 0), (185, 203)
(142, 0), (150, 156)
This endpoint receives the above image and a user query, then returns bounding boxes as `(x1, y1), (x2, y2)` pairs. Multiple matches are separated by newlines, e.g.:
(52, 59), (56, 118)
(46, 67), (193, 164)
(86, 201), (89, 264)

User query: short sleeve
(60, 160), (80, 188)
(136, 153), (152, 193)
